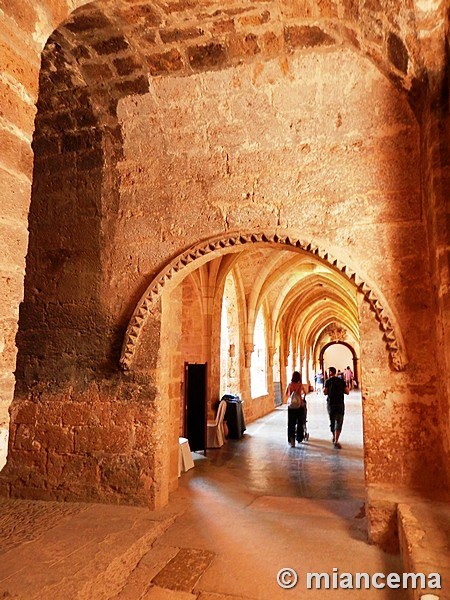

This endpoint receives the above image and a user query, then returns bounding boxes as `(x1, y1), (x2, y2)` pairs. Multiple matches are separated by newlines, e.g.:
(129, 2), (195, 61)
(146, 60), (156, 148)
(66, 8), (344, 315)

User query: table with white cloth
(178, 437), (194, 476)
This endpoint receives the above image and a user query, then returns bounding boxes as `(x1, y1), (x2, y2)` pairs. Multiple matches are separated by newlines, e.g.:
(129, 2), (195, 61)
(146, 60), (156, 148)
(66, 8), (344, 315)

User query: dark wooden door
(184, 362), (207, 452)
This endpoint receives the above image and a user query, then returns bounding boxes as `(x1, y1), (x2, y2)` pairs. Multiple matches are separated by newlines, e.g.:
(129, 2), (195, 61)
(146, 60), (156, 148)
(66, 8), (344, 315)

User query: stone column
(244, 343), (254, 368)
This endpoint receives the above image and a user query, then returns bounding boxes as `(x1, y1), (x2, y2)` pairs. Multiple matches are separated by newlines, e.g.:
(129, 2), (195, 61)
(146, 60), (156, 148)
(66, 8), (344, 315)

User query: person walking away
(314, 370), (324, 393)
(323, 366), (350, 449)
(344, 366), (353, 389)
(285, 371), (307, 447)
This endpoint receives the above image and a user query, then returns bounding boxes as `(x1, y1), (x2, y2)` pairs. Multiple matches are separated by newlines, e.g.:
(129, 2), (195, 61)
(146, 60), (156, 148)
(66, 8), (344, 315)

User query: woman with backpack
(285, 371), (307, 447)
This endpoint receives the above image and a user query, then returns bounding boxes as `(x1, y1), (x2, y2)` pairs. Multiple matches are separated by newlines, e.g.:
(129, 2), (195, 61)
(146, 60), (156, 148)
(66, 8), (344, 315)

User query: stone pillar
(244, 342), (254, 368)
(267, 346), (276, 367)
(0, 20), (39, 428)
(0, 299), (174, 510)
(359, 293), (443, 550)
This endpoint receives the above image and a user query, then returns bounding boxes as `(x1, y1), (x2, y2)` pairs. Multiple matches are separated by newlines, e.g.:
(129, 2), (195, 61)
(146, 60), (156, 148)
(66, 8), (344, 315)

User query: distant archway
(320, 341), (359, 383)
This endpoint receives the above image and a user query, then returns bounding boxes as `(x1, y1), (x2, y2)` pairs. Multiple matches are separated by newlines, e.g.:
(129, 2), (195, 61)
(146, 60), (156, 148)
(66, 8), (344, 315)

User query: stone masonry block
(62, 402), (92, 427)
(187, 42), (228, 71)
(49, 452), (100, 488)
(81, 61), (114, 83)
(32, 135), (60, 157)
(316, 0), (339, 17)
(146, 49), (184, 76)
(93, 36), (129, 55)
(64, 10), (112, 34)
(280, 0), (316, 18)
(284, 25), (335, 50)
(0, 80), (36, 136)
(77, 149), (104, 170)
(74, 424), (134, 454)
(238, 10), (271, 27)
(13, 423), (35, 451)
(122, 4), (161, 27)
(0, 34), (39, 98)
(132, 402), (157, 426)
(162, 0), (203, 13)
(10, 400), (36, 424)
(99, 454), (151, 499)
(0, 0), (38, 33)
(260, 31), (284, 57)
(2, 448), (46, 485)
(113, 56), (142, 76)
(134, 424), (154, 453)
(210, 18), (235, 36)
(0, 219), (28, 268)
(115, 76), (149, 96)
(37, 401), (63, 427)
(0, 169), (31, 222)
(0, 128), (33, 178)
(160, 27), (204, 44)
(34, 425), (74, 453)
(227, 33), (261, 59)
(109, 403), (137, 428)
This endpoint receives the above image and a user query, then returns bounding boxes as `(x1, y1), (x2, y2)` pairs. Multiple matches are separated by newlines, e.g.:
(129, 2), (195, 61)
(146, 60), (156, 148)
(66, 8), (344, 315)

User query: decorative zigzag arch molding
(119, 231), (408, 372)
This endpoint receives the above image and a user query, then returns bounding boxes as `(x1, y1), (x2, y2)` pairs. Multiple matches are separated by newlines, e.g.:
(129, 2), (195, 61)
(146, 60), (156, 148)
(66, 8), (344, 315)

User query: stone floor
(0, 392), (429, 599)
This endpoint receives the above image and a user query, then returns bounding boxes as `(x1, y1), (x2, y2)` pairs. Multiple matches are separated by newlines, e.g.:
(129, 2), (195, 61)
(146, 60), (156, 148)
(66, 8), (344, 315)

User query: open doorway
(155, 240), (368, 492)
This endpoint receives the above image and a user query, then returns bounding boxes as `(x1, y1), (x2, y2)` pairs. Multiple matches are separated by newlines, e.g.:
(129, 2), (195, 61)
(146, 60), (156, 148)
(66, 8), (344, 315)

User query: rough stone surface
(152, 548), (215, 592)
(0, 0), (448, 554)
(398, 502), (450, 600)
(0, 498), (179, 600)
(0, 405), (416, 599)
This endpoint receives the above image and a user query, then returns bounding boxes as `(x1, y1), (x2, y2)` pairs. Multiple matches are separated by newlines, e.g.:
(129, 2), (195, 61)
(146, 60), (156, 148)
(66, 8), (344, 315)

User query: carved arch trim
(119, 231), (408, 372)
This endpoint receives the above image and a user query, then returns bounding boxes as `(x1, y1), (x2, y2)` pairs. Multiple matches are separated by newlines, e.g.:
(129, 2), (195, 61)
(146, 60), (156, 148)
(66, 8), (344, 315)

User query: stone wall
(3, 380), (158, 504)
(0, 0), (437, 424)
(0, 0), (448, 525)
(111, 47), (444, 494)
(0, 3), (40, 425)
(419, 21), (450, 490)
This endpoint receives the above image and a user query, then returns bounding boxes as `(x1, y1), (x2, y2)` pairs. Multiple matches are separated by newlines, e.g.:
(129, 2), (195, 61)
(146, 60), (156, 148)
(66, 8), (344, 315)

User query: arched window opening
(220, 272), (240, 397)
(251, 308), (267, 398)
(273, 333), (282, 406)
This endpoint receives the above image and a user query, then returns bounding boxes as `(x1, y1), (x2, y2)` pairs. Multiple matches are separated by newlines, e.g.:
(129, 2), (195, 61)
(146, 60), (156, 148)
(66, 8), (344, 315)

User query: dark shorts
(327, 402), (345, 432)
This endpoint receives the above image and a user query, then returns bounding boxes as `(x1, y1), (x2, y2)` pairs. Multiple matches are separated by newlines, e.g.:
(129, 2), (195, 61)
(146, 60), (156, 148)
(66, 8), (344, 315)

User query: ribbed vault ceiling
(224, 246), (359, 358)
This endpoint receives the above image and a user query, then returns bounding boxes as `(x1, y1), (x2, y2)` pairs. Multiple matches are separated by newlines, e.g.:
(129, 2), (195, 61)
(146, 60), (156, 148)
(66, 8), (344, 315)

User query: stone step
(398, 501), (450, 600)
(0, 500), (179, 600)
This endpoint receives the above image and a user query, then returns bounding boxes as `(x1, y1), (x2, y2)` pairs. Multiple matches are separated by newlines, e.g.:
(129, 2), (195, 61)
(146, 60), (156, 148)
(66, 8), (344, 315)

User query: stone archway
(319, 341), (359, 382)
(122, 232), (430, 550)
(120, 230), (407, 374)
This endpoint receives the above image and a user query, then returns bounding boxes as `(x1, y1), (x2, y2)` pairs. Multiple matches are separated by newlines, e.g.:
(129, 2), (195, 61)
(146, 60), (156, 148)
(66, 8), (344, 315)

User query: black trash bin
(221, 394), (246, 439)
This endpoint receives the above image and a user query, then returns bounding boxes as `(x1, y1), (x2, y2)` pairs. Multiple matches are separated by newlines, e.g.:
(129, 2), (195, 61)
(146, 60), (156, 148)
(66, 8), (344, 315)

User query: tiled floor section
(0, 392), (416, 599)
